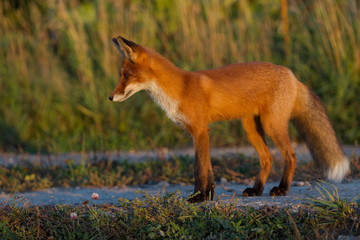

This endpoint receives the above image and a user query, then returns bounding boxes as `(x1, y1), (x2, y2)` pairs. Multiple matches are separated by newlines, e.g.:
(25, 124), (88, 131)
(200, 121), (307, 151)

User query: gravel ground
(0, 145), (359, 208)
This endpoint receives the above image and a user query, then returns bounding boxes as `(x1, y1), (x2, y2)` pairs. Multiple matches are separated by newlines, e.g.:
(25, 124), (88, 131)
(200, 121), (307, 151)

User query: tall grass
(0, 0), (359, 153)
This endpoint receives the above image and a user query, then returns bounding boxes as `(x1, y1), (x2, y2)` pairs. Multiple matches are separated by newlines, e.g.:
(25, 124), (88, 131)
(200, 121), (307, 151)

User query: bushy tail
(291, 82), (349, 182)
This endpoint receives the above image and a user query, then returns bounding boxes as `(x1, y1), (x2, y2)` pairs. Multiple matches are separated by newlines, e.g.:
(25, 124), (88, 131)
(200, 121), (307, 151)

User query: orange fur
(109, 36), (349, 202)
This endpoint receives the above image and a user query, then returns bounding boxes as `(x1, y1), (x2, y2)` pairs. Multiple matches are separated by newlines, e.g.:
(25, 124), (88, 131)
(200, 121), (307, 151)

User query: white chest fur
(146, 81), (187, 124)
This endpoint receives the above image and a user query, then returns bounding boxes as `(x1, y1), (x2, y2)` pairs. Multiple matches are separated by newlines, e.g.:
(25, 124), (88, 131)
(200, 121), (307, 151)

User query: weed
(306, 181), (359, 229)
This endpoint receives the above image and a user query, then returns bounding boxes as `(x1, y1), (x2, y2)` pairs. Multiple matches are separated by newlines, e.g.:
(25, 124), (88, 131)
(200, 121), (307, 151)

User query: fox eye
(123, 73), (129, 80)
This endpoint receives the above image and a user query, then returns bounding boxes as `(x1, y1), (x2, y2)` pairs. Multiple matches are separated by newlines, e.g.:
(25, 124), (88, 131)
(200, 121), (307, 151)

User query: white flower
(70, 212), (78, 220)
(91, 193), (99, 200)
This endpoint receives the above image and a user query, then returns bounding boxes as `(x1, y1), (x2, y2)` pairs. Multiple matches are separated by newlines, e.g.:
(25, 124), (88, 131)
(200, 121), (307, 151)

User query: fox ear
(112, 36), (138, 62)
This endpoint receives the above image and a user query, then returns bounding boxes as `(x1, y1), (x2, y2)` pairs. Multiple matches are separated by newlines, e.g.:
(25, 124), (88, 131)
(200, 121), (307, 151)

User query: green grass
(0, 0), (359, 153)
(0, 154), (294, 193)
(0, 186), (359, 239)
(1, 152), (359, 193)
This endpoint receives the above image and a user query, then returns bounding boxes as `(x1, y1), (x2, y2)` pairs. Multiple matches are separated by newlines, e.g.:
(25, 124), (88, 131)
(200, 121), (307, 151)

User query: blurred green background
(0, 0), (359, 153)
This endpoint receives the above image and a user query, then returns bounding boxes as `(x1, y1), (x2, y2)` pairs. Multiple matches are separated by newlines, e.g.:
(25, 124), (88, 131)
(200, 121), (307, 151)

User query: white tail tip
(326, 157), (350, 182)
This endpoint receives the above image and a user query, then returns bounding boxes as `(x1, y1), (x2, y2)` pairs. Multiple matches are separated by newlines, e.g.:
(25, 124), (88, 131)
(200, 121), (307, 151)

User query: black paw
(242, 187), (261, 197)
(270, 186), (288, 196)
(187, 192), (206, 203)
(188, 184), (215, 203)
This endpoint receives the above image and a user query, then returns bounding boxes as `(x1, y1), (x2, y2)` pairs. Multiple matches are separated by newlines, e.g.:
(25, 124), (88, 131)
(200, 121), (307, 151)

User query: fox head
(109, 36), (153, 102)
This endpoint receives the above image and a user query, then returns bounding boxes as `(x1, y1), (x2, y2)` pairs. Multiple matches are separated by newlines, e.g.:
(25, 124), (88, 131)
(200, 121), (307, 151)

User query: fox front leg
(187, 128), (215, 203)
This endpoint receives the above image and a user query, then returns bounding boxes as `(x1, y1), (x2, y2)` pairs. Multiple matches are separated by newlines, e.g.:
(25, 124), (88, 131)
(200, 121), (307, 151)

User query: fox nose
(108, 96), (113, 101)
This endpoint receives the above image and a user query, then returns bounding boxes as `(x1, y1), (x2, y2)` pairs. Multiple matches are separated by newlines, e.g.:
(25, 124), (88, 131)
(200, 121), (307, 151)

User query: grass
(0, 185), (359, 239)
(0, 154), (306, 193)
(0, 0), (359, 153)
(1, 152), (359, 193)
(306, 181), (359, 219)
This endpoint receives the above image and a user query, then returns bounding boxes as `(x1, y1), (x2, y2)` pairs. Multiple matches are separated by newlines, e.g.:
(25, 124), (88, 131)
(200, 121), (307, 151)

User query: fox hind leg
(261, 114), (296, 196)
(241, 116), (273, 197)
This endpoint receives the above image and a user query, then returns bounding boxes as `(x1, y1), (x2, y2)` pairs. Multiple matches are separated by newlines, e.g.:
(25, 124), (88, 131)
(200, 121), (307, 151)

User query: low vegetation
(0, 154), (318, 193)
(0, 184), (359, 239)
(1, 152), (359, 193)
(0, 153), (359, 238)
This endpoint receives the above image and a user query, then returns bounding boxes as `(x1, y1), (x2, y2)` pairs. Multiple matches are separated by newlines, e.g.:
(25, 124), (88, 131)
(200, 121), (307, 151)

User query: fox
(109, 36), (350, 202)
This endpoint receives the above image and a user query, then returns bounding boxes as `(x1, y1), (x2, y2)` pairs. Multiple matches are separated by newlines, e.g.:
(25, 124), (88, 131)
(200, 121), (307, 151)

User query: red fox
(109, 36), (349, 202)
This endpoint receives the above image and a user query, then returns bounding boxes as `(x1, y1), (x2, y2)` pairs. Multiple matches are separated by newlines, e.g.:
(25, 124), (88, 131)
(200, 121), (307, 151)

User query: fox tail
(291, 82), (349, 182)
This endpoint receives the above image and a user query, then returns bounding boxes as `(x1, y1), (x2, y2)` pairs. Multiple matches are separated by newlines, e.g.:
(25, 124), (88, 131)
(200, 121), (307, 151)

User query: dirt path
(1, 179), (359, 208)
(1, 144), (359, 167)
(1, 145), (359, 208)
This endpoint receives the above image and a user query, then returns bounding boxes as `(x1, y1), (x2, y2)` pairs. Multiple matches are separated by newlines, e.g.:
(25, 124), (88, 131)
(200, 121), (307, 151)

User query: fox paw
(187, 191), (213, 203)
(270, 187), (288, 196)
(188, 185), (215, 203)
(187, 192), (206, 203)
(242, 188), (261, 197)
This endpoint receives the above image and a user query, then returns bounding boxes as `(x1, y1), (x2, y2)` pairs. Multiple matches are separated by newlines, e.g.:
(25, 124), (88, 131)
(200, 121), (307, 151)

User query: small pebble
(292, 181), (311, 187)
(156, 181), (170, 187)
(220, 177), (228, 184)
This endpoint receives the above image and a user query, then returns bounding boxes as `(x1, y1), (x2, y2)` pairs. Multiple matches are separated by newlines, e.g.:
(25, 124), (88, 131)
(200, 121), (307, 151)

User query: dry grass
(0, 0), (359, 153)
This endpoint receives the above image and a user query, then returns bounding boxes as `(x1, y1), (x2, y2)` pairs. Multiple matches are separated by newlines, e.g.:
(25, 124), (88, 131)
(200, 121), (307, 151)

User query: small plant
(306, 181), (358, 213)
(305, 181), (359, 232)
